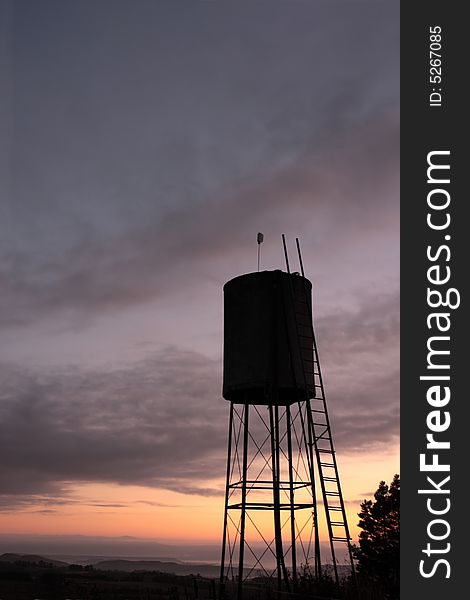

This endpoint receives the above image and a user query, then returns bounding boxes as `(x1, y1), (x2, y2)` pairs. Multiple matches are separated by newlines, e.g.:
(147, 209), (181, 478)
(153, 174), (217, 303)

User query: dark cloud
(1, 1), (398, 329)
(317, 291), (400, 451)
(0, 347), (226, 506)
(0, 491), (181, 513)
(0, 289), (398, 509)
(0, 109), (398, 329)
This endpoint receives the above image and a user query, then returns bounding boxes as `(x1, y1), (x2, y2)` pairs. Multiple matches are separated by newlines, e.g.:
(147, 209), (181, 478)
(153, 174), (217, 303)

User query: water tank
(223, 270), (315, 404)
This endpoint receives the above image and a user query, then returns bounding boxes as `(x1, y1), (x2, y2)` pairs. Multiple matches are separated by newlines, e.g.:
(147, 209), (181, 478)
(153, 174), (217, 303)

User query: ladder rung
(320, 462), (335, 468)
(331, 537), (350, 542)
(325, 491), (340, 496)
(317, 448), (334, 454)
(328, 507), (343, 511)
(323, 476), (338, 482)
(330, 521), (345, 526)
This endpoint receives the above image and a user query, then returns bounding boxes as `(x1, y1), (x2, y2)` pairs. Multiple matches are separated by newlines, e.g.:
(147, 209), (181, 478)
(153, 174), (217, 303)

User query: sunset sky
(0, 0), (399, 559)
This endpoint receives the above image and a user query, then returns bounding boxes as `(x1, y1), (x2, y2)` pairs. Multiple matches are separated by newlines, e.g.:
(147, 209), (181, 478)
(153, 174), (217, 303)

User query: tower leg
(219, 402), (234, 598)
(286, 404), (297, 589)
(237, 403), (249, 600)
(269, 404), (289, 591)
(305, 401), (322, 579)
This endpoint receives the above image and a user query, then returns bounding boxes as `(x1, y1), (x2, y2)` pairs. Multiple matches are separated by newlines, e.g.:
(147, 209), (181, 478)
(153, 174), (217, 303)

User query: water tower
(219, 236), (355, 598)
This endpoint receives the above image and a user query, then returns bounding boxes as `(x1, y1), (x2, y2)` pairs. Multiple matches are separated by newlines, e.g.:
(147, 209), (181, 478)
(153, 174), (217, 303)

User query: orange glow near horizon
(0, 445), (398, 546)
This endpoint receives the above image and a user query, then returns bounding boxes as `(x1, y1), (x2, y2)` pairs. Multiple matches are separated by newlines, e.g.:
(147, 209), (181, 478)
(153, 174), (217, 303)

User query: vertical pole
(257, 232), (263, 272)
(305, 401), (322, 578)
(275, 404), (291, 588)
(269, 404), (281, 590)
(286, 404), (297, 588)
(293, 400), (321, 578)
(237, 402), (249, 600)
(282, 234), (291, 273)
(295, 238), (305, 278)
(220, 402), (234, 596)
(269, 404), (290, 591)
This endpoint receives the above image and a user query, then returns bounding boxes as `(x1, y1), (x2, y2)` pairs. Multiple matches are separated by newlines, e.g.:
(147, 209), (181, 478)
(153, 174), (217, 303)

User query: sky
(0, 0), (399, 559)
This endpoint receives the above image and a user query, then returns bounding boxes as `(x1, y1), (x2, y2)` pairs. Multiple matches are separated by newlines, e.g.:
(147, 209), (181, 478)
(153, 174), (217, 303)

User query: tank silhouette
(222, 270), (314, 404)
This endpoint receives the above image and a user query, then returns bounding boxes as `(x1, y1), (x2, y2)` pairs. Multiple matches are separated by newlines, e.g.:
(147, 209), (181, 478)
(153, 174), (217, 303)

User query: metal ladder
(283, 235), (356, 586)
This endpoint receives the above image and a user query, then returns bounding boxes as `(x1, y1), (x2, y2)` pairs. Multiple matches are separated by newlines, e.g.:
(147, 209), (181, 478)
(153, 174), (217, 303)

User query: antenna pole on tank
(281, 233), (291, 274)
(295, 237), (306, 278)
(257, 232), (264, 272)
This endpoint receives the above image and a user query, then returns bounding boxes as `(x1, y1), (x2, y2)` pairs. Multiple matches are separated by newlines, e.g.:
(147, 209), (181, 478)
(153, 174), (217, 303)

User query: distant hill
(42, 553), (185, 566)
(0, 552), (349, 582)
(0, 553), (237, 578)
(0, 533), (222, 563)
(93, 559), (220, 577)
(0, 553), (68, 567)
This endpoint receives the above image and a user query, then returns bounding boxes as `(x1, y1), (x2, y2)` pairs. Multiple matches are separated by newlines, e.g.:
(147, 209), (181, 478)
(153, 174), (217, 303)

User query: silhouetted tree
(353, 474), (400, 599)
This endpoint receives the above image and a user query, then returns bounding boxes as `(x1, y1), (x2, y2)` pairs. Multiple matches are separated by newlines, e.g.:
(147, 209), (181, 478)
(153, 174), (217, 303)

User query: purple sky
(0, 0), (399, 534)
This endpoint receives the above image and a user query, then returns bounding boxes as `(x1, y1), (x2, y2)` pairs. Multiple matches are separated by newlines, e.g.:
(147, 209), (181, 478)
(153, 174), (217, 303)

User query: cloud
(0, 288), (398, 509)
(0, 109), (398, 330)
(317, 291), (400, 451)
(2, 1), (398, 348)
(0, 347), (226, 506)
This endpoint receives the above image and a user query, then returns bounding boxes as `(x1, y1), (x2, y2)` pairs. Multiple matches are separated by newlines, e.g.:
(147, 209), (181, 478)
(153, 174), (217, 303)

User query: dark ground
(0, 556), (386, 600)
(0, 559), (217, 600)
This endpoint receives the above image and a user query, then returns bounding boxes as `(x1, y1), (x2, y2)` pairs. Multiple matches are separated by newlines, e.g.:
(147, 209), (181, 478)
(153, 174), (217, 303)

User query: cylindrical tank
(223, 270), (315, 405)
